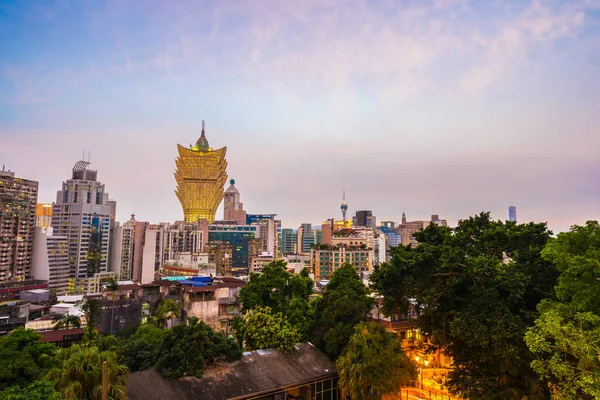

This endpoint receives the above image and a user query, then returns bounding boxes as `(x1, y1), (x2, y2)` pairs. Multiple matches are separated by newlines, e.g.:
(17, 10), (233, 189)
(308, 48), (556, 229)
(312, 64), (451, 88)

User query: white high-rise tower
(52, 160), (115, 294)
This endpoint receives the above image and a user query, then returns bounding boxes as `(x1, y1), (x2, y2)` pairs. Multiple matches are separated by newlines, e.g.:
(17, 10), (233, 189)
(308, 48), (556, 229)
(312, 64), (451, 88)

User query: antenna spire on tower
(202, 119), (205, 133)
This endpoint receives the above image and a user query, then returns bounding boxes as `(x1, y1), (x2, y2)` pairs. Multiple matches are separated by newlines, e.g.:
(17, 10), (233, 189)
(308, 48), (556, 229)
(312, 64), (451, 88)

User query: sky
(1, 0), (599, 232)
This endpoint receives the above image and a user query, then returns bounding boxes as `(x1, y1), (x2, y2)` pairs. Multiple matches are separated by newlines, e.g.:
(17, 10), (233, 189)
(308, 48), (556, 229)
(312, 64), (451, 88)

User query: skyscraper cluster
(0, 121), (460, 298)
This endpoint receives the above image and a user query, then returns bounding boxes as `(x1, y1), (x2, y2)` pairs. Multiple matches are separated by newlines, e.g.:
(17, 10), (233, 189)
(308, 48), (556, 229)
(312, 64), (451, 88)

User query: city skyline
(1, 0), (599, 232)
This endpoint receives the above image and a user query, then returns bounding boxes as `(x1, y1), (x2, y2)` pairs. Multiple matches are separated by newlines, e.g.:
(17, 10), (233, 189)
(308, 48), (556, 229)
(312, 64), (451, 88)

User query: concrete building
(398, 213), (448, 247)
(174, 121), (227, 223)
(35, 203), (53, 228)
(0, 167), (38, 283)
(509, 206), (517, 223)
(249, 252), (276, 273)
(206, 241), (233, 276)
(208, 223), (260, 270)
(354, 210), (376, 229)
(246, 214), (279, 259)
(31, 227), (70, 295)
(374, 230), (388, 265)
(223, 179), (246, 224)
(51, 160), (114, 294)
(132, 223), (166, 285)
(280, 228), (297, 255)
(109, 214), (136, 280)
(297, 223), (316, 254)
(311, 245), (374, 281)
(181, 277), (245, 334)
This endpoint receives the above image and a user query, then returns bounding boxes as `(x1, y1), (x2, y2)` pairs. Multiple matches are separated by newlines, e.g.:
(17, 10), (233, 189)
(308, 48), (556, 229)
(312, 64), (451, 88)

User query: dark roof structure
(127, 342), (336, 400)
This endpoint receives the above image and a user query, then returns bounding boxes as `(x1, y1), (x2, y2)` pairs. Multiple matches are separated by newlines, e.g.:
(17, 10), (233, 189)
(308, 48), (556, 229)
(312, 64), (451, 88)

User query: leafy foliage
(116, 324), (166, 372)
(239, 260), (315, 339)
(82, 299), (101, 344)
(337, 322), (416, 400)
(154, 299), (181, 328)
(0, 328), (57, 391)
(47, 344), (129, 400)
(370, 213), (557, 399)
(52, 313), (81, 330)
(0, 380), (60, 400)
(312, 264), (374, 359)
(525, 221), (600, 399)
(155, 318), (241, 378)
(237, 306), (301, 352)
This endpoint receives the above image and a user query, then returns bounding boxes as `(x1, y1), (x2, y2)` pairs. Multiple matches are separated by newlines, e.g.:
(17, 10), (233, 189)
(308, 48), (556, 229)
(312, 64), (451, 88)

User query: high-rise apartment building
(31, 227), (69, 295)
(354, 210), (376, 229)
(280, 228), (297, 255)
(0, 168), (38, 283)
(223, 179), (246, 224)
(35, 203), (53, 228)
(175, 121), (228, 223)
(509, 206), (517, 223)
(52, 161), (114, 294)
(208, 223), (260, 270)
(297, 223), (316, 254)
(109, 214), (137, 280)
(246, 214), (278, 258)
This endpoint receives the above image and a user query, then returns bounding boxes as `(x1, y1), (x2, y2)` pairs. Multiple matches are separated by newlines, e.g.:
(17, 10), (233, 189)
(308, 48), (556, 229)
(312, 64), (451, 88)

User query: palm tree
(48, 344), (129, 400)
(53, 312), (82, 331)
(336, 322), (416, 400)
(104, 277), (119, 335)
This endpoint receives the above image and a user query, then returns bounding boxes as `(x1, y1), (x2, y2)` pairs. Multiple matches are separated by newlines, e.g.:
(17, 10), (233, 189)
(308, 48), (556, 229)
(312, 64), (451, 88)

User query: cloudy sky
(1, 0), (599, 232)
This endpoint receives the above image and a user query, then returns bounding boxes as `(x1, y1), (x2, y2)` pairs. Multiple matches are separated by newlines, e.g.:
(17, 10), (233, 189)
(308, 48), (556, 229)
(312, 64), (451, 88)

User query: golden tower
(174, 121), (228, 223)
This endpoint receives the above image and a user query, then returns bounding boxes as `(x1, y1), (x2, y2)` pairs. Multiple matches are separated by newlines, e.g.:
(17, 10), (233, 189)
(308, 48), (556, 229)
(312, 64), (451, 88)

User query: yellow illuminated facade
(174, 123), (228, 223)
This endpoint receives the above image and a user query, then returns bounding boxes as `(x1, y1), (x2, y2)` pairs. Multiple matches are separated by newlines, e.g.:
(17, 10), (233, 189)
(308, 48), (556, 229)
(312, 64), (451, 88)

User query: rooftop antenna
(88, 151), (91, 162)
(82, 148), (85, 161)
(2, 163), (5, 171)
(202, 119), (205, 133)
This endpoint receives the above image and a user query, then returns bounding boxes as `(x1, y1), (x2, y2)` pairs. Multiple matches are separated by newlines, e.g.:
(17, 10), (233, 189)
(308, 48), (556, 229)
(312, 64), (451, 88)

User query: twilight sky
(1, 0), (599, 232)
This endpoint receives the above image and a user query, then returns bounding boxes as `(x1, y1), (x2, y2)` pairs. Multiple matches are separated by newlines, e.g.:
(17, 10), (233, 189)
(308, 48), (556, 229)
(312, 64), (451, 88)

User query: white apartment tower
(109, 214), (136, 280)
(31, 227), (70, 295)
(52, 161), (114, 294)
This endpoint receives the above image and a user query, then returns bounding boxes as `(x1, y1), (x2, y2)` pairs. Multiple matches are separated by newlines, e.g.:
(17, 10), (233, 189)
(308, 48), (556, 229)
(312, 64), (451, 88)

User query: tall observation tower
(174, 121), (228, 223)
(340, 190), (348, 221)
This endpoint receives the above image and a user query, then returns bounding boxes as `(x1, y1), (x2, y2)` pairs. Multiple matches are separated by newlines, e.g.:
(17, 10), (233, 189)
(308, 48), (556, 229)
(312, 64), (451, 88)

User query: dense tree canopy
(239, 260), (314, 339)
(370, 213), (557, 399)
(311, 264), (374, 359)
(155, 317), (241, 378)
(525, 221), (600, 399)
(0, 328), (57, 391)
(337, 322), (416, 400)
(237, 306), (301, 352)
(0, 380), (60, 400)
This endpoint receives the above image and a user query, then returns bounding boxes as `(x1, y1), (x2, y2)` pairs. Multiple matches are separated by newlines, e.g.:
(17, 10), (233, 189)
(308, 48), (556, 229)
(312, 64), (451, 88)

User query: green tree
(525, 221), (600, 399)
(0, 328), (57, 391)
(238, 306), (301, 352)
(155, 318), (241, 378)
(239, 261), (313, 313)
(337, 322), (416, 400)
(370, 213), (556, 399)
(82, 298), (101, 344)
(154, 299), (181, 329)
(52, 312), (81, 330)
(312, 264), (374, 359)
(0, 380), (60, 400)
(48, 344), (129, 400)
(119, 324), (166, 372)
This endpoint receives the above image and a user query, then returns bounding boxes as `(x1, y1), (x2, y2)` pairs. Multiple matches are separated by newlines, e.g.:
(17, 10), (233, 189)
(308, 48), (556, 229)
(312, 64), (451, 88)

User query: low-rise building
(249, 252), (275, 273)
(181, 277), (245, 334)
